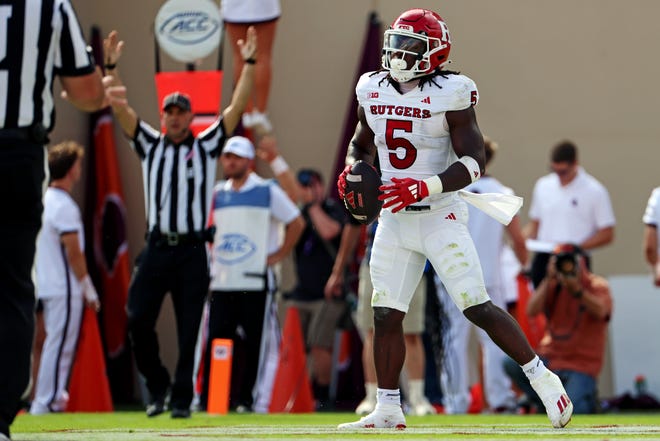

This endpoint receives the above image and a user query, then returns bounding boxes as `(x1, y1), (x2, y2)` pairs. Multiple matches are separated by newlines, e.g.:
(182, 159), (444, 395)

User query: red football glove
(337, 164), (352, 199)
(378, 177), (429, 213)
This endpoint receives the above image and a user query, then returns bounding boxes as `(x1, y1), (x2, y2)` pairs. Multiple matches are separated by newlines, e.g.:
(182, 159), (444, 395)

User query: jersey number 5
(385, 119), (417, 169)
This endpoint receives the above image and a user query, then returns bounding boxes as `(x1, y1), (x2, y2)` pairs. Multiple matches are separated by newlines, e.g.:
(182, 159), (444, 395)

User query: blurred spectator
(283, 169), (346, 410)
(31, 142), (100, 415)
(504, 244), (612, 414)
(201, 136), (304, 412)
(642, 187), (660, 286)
(501, 245), (522, 315)
(421, 274), (445, 409)
(222, 0), (280, 135)
(435, 137), (527, 413)
(525, 140), (615, 288)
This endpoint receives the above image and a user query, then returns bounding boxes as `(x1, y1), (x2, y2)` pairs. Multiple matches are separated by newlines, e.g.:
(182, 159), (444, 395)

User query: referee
(0, 1), (105, 439)
(103, 28), (257, 418)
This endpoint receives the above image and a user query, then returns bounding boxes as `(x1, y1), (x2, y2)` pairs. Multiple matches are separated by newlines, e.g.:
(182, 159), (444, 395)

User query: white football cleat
(338, 405), (406, 429)
(355, 397), (376, 415)
(530, 370), (573, 428)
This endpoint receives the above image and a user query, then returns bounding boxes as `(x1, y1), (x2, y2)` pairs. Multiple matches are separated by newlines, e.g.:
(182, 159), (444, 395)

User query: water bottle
(635, 374), (647, 396)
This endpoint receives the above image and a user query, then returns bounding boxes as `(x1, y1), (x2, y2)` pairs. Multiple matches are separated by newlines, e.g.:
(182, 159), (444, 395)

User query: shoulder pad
(439, 74), (479, 111)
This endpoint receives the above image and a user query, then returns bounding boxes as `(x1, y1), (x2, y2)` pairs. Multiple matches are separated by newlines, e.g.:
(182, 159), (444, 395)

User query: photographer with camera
(504, 244), (612, 414)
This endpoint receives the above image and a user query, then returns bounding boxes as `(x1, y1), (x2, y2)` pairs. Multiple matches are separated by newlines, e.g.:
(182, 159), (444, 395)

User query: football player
(337, 8), (573, 430)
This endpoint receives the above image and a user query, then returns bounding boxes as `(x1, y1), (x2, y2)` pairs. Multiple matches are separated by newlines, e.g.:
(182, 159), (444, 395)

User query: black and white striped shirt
(0, 0), (95, 130)
(132, 118), (226, 234)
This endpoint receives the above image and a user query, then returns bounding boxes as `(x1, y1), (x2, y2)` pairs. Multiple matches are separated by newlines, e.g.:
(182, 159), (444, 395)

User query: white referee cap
(222, 136), (255, 159)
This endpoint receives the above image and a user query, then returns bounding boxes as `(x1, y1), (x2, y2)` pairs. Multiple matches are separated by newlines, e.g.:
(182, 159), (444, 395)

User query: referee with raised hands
(103, 28), (257, 418)
(0, 1), (105, 439)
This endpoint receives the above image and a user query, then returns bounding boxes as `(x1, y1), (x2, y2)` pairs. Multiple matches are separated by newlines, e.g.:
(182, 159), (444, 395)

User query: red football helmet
(382, 9), (452, 82)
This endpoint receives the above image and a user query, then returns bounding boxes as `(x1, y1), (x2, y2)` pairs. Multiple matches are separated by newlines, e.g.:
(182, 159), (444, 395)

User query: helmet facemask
(381, 9), (452, 83)
(382, 30), (449, 82)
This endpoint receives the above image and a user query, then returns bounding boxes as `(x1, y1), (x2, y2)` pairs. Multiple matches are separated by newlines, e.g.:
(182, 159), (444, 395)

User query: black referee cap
(162, 92), (192, 112)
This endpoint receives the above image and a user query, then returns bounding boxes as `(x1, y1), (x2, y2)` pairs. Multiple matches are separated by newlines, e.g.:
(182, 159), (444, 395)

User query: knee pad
(435, 241), (474, 280)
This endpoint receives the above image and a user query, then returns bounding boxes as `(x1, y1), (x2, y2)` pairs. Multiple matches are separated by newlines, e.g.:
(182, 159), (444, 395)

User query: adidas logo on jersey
(421, 96), (431, 104)
(444, 213), (456, 220)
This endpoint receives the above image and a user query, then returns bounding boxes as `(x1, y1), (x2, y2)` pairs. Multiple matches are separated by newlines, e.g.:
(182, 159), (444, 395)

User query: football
(343, 160), (383, 225)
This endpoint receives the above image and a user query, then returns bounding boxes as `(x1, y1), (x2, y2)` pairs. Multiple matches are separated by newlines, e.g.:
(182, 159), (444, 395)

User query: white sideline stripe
(20, 424), (660, 440)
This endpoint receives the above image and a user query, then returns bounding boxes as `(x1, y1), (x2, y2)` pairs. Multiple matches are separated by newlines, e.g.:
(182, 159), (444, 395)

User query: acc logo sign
(215, 233), (257, 265)
(155, 0), (222, 63)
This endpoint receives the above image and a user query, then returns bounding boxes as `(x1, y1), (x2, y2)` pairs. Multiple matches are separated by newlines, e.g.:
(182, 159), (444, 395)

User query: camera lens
(555, 253), (577, 275)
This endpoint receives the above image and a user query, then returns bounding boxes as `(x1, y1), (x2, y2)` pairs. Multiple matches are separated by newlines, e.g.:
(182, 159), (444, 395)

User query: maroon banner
(83, 27), (133, 403)
(87, 111), (131, 357)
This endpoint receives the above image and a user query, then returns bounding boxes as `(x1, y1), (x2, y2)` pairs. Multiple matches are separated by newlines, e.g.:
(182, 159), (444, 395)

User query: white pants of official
(31, 294), (83, 414)
(435, 280), (515, 413)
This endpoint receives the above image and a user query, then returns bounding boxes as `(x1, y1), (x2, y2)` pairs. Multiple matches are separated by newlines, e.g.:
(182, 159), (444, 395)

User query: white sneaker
(408, 398), (437, 416)
(29, 401), (49, 415)
(338, 405), (406, 429)
(50, 391), (69, 412)
(530, 370), (573, 428)
(355, 397), (376, 415)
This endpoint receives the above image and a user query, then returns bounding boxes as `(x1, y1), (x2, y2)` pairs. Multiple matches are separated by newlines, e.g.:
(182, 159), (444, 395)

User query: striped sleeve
(197, 117), (226, 158)
(53, 0), (94, 76)
(131, 119), (162, 160)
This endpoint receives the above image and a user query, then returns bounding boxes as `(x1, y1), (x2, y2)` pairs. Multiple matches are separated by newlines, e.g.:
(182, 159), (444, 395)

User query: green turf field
(10, 411), (660, 440)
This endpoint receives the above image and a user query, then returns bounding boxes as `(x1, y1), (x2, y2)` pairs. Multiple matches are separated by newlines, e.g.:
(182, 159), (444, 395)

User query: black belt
(147, 230), (211, 247)
(404, 205), (430, 212)
(0, 125), (49, 144)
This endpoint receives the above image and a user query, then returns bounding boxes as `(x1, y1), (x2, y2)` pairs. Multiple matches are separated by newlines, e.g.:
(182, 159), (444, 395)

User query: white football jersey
(356, 71), (478, 205)
(36, 188), (84, 299)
